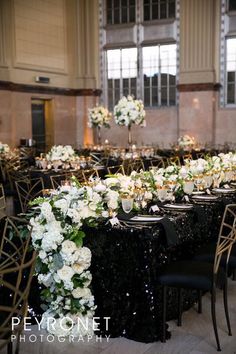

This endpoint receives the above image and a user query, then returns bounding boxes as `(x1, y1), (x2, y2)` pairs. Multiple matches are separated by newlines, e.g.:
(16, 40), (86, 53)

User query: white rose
(57, 265), (75, 282)
(61, 240), (77, 255)
(72, 287), (92, 299)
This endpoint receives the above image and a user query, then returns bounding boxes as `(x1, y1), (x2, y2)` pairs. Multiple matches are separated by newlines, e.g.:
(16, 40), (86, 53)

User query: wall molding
(0, 80), (101, 96)
(177, 83), (221, 92)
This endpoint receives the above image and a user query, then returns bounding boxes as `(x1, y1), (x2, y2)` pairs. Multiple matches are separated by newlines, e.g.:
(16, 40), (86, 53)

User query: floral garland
(46, 145), (76, 163)
(113, 95), (146, 127)
(88, 106), (112, 128)
(29, 179), (119, 337)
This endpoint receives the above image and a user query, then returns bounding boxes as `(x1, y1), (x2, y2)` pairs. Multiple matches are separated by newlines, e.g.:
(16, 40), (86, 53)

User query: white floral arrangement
(88, 106), (112, 128)
(113, 95), (146, 127)
(178, 135), (195, 148)
(29, 178), (120, 337)
(0, 142), (10, 154)
(46, 145), (76, 162)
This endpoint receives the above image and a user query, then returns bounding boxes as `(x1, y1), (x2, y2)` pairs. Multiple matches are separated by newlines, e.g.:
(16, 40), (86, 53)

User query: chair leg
(7, 341), (13, 354)
(177, 288), (182, 326)
(211, 289), (221, 351)
(223, 282), (232, 336)
(198, 290), (202, 314)
(161, 286), (167, 343)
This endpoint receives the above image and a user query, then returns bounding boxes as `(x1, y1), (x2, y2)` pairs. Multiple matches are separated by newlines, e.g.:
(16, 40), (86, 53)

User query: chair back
(0, 217), (36, 350)
(150, 159), (165, 169)
(50, 172), (74, 189)
(0, 184), (6, 219)
(167, 156), (181, 167)
(127, 159), (145, 174)
(15, 177), (44, 213)
(82, 169), (99, 182)
(107, 165), (125, 175)
(214, 204), (236, 275)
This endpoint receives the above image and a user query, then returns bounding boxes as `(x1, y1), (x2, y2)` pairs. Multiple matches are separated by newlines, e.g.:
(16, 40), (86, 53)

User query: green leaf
(53, 253), (64, 270)
(69, 230), (85, 248)
(71, 298), (82, 313)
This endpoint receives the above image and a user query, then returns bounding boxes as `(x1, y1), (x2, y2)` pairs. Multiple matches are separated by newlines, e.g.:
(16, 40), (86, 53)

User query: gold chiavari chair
(15, 177), (44, 213)
(0, 217), (36, 354)
(126, 159), (145, 175)
(167, 156), (181, 166)
(82, 169), (99, 182)
(50, 172), (73, 190)
(4, 158), (29, 192)
(107, 165), (125, 175)
(158, 204), (236, 351)
(0, 184), (6, 219)
(183, 153), (192, 161)
(150, 158), (165, 169)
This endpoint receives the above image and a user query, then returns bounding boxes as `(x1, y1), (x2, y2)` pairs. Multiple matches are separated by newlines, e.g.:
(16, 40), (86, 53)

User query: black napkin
(157, 216), (178, 246)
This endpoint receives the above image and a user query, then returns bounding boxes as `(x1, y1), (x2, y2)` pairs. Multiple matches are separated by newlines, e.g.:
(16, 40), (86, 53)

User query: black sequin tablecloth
(29, 194), (236, 343)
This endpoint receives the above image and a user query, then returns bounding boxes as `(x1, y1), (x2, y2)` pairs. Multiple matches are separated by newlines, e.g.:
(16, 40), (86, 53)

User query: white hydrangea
(41, 230), (64, 252)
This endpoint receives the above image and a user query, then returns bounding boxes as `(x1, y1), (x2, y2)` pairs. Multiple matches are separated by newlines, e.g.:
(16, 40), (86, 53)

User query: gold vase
(97, 126), (101, 145)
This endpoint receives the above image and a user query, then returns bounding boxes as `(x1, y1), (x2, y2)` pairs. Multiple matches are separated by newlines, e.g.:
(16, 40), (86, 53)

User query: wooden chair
(15, 177), (44, 213)
(0, 217), (36, 354)
(107, 165), (125, 175)
(158, 204), (236, 351)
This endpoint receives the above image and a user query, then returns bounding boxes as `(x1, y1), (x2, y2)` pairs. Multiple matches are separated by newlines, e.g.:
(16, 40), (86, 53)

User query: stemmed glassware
(194, 174), (204, 192)
(212, 169), (221, 188)
(156, 186), (168, 203)
(203, 172), (213, 189)
(121, 195), (134, 214)
(183, 179), (194, 195)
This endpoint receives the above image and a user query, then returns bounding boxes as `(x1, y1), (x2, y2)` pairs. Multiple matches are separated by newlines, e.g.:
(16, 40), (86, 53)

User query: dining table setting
(25, 149), (236, 342)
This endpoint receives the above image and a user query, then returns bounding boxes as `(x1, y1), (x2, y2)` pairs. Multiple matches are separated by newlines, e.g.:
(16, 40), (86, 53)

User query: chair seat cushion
(194, 243), (236, 268)
(157, 261), (226, 291)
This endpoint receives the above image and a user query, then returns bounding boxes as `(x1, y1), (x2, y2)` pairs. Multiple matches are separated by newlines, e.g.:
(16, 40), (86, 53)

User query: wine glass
(212, 169), (221, 188)
(157, 187), (168, 203)
(204, 173), (213, 189)
(183, 179), (194, 195)
(121, 197), (134, 214)
(164, 180), (176, 201)
(194, 174), (204, 192)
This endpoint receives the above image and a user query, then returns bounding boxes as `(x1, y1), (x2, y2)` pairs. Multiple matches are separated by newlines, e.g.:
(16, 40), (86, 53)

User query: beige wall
(0, 90), (78, 148)
(0, 0), (98, 89)
(0, 0), (235, 149)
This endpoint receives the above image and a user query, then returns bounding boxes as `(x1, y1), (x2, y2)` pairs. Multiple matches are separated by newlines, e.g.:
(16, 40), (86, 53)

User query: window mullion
(120, 49), (123, 98)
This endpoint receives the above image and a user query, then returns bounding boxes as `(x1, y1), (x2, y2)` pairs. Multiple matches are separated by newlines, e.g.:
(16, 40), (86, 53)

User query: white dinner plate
(130, 215), (164, 222)
(212, 187), (236, 194)
(163, 203), (193, 210)
(191, 195), (218, 201)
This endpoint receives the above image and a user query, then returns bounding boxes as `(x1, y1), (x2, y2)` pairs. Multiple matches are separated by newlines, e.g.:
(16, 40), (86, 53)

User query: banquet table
(29, 193), (236, 343)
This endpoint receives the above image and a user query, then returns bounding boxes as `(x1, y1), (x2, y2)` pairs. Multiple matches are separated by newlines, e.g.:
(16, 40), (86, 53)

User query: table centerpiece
(88, 105), (112, 145)
(113, 95), (146, 146)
